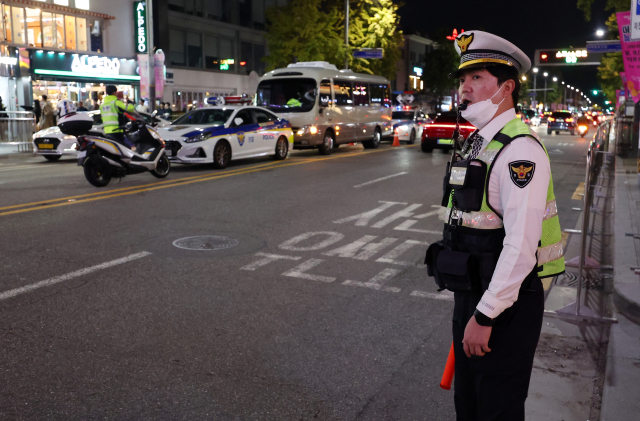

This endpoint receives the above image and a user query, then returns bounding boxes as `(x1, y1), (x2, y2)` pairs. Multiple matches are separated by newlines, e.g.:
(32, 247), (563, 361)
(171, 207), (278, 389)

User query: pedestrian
(34, 98), (41, 124)
(39, 95), (55, 130)
(135, 99), (149, 114)
(426, 31), (564, 421)
(0, 96), (7, 118)
(76, 101), (88, 112)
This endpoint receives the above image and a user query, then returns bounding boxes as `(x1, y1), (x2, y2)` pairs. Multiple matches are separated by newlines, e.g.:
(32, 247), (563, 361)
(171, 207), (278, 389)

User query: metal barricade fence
(544, 120), (617, 324)
(0, 111), (36, 152)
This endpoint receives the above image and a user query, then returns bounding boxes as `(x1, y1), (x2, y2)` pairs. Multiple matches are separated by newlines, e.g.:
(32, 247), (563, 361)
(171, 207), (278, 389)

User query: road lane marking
(0, 164), (62, 172)
(0, 251), (152, 301)
(343, 268), (401, 292)
(0, 146), (404, 217)
(282, 259), (336, 283)
(353, 171), (408, 188)
(240, 253), (301, 271)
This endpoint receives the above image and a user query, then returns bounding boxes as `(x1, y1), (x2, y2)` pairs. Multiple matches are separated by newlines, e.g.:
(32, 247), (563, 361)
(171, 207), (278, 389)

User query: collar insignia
(456, 34), (474, 53)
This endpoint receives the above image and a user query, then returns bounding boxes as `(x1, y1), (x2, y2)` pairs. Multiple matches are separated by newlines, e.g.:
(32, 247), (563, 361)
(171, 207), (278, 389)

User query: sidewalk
(599, 156), (640, 420)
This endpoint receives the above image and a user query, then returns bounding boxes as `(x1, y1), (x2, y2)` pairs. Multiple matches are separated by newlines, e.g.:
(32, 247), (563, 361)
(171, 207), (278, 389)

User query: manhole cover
(173, 236), (239, 251)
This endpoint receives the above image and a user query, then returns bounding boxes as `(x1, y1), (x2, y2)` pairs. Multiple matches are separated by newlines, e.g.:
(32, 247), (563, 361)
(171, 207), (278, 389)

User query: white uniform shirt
(472, 108), (551, 319)
(56, 99), (76, 118)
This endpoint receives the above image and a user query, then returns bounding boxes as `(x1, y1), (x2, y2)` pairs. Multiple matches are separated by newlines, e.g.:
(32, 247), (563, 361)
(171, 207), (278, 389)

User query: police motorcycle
(577, 123), (589, 138)
(58, 111), (171, 187)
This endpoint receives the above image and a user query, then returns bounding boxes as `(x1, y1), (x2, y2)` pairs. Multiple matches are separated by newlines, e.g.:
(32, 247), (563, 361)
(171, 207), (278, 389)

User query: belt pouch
(449, 159), (487, 212)
(435, 249), (480, 293)
(425, 241), (445, 289)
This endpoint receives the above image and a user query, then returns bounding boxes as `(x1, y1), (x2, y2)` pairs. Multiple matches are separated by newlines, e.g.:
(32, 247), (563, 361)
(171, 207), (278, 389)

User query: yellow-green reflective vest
(100, 95), (135, 134)
(445, 117), (565, 279)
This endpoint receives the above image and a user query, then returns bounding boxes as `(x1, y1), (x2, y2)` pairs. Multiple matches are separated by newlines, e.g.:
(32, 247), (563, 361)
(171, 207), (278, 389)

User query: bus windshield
(256, 78), (317, 113)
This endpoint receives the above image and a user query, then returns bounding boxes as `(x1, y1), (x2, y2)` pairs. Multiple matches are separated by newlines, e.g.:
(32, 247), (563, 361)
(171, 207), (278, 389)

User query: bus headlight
(296, 125), (319, 136)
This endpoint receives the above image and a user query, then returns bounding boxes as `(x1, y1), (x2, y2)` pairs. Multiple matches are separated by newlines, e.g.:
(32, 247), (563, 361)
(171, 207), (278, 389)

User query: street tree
(346, 0), (403, 80)
(421, 29), (459, 112)
(264, 0), (347, 71)
(577, 0), (629, 105)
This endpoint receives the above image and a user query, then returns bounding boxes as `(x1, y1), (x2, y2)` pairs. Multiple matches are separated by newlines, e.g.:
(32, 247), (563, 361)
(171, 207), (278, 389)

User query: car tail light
(566, 118), (574, 123)
(548, 117), (555, 122)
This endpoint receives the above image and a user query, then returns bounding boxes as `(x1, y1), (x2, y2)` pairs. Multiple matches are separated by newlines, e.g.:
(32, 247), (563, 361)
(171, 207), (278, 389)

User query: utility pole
(146, 0), (155, 111)
(344, 0), (349, 70)
(533, 68), (538, 108)
(543, 72), (548, 112)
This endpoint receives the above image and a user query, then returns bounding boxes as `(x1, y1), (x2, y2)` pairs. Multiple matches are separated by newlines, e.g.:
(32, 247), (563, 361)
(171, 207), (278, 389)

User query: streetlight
(522, 76), (527, 81)
(533, 68), (539, 107)
(543, 72), (548, 111)
(596, 29), (605, 37)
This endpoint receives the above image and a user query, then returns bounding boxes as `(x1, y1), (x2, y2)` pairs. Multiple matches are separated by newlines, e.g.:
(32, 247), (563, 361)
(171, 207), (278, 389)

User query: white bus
(256, 62), (393, 155)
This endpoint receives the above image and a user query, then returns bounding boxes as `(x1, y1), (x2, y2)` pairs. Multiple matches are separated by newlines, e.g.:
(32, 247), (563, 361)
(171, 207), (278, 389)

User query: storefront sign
(30, 50), (140, 81)
(617, 11), (640, 103)
(134, 1), (148, 54)
(0, 57), (17, 66)
(71, 54), (120, 75)
(413, 66), (423, 76)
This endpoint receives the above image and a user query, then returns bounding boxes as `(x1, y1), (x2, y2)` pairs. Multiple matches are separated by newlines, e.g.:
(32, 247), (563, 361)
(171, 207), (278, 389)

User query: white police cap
(449, 30), (531, 78)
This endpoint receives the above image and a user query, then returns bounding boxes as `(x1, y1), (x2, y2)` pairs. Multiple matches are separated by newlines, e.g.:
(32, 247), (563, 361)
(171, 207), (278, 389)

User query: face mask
(460, 83), (506, 130)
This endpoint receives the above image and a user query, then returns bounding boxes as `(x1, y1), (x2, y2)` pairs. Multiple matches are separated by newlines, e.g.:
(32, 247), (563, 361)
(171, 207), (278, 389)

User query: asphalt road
(0, 126), (589, 420)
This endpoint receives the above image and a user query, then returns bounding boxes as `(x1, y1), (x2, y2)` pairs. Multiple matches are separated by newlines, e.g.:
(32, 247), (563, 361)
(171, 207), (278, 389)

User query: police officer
(100, 85), (137, 149)
(428, 31), (565, 420)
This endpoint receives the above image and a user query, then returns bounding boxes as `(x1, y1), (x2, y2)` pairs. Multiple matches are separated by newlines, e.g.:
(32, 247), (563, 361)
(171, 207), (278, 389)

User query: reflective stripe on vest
(446, 118), (565, 278)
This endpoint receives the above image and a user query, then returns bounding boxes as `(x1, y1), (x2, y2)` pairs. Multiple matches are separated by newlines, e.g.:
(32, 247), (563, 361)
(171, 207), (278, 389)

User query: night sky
(398, 0), (614, 103)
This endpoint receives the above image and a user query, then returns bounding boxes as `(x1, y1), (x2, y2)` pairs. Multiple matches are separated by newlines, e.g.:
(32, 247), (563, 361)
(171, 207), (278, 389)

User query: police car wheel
(274, 136), (288, 160)
(319, 132), (334, 155)
(213, 140), (232, 169)
(408, 129), (416, 145)
(44, 155), (61, 162)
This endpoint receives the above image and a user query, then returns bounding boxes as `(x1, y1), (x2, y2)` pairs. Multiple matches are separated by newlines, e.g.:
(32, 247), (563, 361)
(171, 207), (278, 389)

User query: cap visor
(448, 62), (512, 79)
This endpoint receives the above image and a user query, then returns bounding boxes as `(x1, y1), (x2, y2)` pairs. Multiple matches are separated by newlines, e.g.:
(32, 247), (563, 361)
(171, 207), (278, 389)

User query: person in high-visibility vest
(426, 31), (564, 420)
(100, 85), (137, 150)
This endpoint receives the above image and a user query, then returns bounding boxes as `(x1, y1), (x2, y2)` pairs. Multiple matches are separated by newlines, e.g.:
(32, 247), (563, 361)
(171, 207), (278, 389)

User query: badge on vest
(509, 160), (535, 188)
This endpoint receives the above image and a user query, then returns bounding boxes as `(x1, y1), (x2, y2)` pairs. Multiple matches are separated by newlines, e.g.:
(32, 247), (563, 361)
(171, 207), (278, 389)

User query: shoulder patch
(509, 160), (535, 188)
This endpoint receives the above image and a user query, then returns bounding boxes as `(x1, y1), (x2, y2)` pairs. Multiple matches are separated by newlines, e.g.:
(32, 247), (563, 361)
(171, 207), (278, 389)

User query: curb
(613, 283), (640, 325)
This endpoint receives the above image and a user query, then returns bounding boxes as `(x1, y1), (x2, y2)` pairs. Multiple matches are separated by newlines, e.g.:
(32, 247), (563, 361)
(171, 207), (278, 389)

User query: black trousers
(452, 276), (544, 421)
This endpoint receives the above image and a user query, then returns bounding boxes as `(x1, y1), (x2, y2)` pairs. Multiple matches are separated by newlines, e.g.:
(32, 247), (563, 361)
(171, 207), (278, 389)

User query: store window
(187, 32), (202, 68)
(65, 15), (76, 50)
(3, 6), (11, 43)
(76, 17), (87, 51)
(26, 8), (42, 47)
(42, 12), (56, 48)
(12, 7), (26, 45)
(54, 0), (69, 5)
(240, 41), (252, 75)
(204, 0), (222, 20)
(204, 34), (218, 69)
(239, 0), (252, 27)
(169, 29), (186, 66)
(219, 37), (235, 72)
(54, 14), (64, 48)
(76, 0), (90, 10)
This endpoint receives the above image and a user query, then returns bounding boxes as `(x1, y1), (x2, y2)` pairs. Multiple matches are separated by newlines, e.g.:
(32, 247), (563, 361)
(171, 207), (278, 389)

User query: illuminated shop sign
(134, 1), (148, 54)
(220, 59), (234, 70)
(413, 66), (423, 76)
(31, 50), (140, 81)
(71, 54), (121, 75)
(0, 57), (17, 65)
(537, 49), (596, 65)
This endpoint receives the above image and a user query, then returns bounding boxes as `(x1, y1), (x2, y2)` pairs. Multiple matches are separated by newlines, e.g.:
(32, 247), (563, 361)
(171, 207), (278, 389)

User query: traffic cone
(392, 130), (400, 147)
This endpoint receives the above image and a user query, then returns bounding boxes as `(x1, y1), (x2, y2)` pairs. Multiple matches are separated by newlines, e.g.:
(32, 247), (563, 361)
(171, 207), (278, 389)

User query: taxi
(155, 100), (293, 169)
(391, 107), (430, 144)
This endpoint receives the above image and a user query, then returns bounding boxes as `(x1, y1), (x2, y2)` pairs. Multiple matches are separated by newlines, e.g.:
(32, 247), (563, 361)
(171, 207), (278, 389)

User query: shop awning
(8, 0), (116, 20)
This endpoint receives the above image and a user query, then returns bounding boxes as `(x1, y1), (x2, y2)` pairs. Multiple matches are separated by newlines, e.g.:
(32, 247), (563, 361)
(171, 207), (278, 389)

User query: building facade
(154, 0), (286, 112)
(0, 0), (140, 112)
(394, 33), (433, 94)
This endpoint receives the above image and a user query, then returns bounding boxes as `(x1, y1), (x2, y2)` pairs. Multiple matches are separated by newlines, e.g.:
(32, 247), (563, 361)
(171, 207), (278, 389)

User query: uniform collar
(476, 108), (517, 147)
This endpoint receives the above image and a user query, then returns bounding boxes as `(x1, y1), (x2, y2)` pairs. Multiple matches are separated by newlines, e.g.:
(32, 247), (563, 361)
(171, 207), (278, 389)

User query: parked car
(421, 112), (475, 153)
(391, 107), (429, 144)
(524, 109), (540, 126)
(155, 105), (293, 169)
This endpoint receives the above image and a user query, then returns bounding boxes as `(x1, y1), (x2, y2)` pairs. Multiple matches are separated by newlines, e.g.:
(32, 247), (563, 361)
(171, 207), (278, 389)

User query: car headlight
(62, 135), (76, 140)
(296, 125), (318, 136)
(184, 132), (212, 143)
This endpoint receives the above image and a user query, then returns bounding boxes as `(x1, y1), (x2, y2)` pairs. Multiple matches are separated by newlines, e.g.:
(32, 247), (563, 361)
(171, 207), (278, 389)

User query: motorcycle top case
(58, 112), (93, 136)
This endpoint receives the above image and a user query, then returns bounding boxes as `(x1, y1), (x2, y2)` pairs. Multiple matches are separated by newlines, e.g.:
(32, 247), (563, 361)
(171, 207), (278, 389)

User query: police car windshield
(172, 109), (234, 125)
(392, 111), (414, 120)
(256, 78), (317, 113)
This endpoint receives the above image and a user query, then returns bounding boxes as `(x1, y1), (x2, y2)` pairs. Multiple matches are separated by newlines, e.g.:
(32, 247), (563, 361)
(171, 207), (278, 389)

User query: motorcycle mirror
(151, 110), (158, 117)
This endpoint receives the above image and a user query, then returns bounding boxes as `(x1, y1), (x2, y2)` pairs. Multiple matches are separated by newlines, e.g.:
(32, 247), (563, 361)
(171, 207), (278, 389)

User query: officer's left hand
(462, 316), (492, 357)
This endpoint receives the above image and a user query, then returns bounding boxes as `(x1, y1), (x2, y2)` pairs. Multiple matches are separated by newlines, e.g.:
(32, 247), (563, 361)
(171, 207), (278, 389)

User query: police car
(32, 110), (170, 161)
(391, 107), (430, 144)
(156, 100), (293, 169)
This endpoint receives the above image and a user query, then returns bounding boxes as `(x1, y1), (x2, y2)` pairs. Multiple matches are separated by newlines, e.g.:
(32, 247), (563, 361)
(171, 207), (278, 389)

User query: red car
(421, 112), (475, 153)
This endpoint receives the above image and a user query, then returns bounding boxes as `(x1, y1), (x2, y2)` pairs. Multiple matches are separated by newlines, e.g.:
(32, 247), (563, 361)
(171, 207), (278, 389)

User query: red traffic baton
(440, 341), (455, 390)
